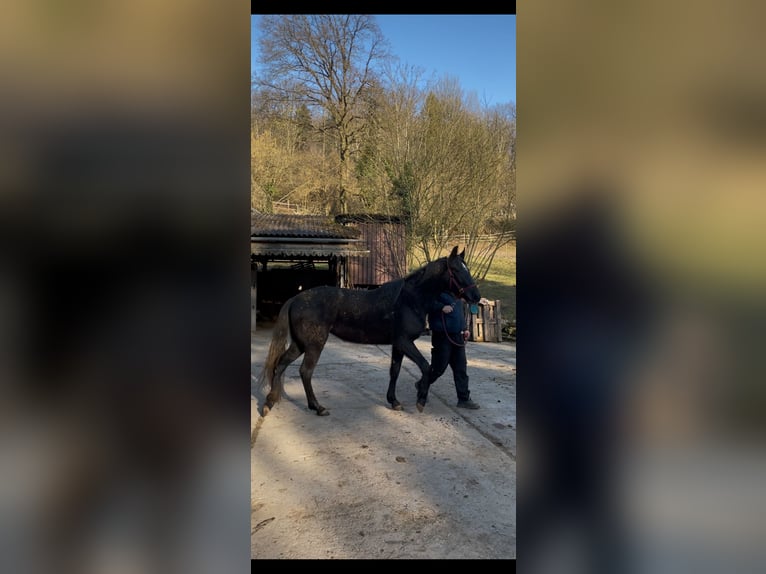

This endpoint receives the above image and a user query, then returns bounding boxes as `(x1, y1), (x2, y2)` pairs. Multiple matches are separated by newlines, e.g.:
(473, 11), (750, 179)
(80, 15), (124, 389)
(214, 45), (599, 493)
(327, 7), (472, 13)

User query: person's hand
(479, 297), (490, 306)
(463, 330), (470, 341)
(442, 305), (453, 313)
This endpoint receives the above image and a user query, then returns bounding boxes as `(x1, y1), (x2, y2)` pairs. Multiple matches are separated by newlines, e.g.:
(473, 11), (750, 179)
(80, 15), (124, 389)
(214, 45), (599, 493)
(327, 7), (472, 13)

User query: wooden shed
(335, 214), (406, 289)
(251, 214), (369, 327)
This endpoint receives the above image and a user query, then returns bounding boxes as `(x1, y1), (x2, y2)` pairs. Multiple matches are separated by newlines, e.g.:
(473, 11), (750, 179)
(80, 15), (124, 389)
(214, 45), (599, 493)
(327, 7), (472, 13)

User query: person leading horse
(258, 246), (482, 416)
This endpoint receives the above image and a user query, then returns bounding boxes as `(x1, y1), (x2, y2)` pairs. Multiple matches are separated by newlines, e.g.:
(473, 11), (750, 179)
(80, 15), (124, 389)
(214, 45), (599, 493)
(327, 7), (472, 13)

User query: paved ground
(250, 328), (516, 559)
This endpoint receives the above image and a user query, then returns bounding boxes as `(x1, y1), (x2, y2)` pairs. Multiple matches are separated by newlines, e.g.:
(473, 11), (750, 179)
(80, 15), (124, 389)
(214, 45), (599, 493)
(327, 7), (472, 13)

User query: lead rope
(443, 265), (476, 347)
(441, 307), (468, 347)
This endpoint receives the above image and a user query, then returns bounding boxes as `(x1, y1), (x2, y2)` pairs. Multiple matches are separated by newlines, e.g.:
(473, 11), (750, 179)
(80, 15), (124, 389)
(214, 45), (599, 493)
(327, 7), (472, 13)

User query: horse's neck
(408, 261), (448, 299)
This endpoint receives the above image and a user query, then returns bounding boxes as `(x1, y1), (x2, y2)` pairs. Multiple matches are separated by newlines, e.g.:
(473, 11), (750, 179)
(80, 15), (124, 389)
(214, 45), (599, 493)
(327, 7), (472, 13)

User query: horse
(257, 246), (482, 416)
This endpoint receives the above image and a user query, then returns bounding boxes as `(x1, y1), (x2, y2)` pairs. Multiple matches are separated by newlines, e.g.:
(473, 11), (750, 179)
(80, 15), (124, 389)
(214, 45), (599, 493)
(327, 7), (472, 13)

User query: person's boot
(456, 399), (480, 409)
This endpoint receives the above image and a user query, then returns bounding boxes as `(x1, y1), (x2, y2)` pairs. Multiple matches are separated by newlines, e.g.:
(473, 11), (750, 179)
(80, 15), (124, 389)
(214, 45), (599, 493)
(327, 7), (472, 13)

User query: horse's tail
(256, 296), (294, 407)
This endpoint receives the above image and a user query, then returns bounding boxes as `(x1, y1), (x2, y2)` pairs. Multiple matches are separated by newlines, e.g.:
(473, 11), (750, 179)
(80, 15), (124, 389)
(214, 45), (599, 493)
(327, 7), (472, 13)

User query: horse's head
(446, 246), (482, 304)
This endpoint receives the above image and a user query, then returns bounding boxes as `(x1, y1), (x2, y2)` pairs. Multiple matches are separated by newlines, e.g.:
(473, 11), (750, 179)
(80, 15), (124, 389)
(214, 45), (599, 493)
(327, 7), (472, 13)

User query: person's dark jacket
(428, 291), (466, 334)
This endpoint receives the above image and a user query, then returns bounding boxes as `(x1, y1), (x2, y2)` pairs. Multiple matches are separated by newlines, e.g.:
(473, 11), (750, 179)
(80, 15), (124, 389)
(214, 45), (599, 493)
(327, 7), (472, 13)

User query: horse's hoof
(391, 403), (403, 411)
(262, 405), (271, 416)
(416, 402), (425, 413)
(316, 408), (330, 416)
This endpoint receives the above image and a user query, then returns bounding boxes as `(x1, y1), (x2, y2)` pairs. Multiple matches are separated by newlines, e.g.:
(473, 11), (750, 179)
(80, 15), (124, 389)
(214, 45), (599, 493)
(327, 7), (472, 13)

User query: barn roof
(251, 213), (368, 258)
(251, 214), (360, 239)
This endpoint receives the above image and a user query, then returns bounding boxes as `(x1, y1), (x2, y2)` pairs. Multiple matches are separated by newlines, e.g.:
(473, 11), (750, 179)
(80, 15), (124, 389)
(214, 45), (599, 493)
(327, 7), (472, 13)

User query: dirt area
(250, 327), (516, 559)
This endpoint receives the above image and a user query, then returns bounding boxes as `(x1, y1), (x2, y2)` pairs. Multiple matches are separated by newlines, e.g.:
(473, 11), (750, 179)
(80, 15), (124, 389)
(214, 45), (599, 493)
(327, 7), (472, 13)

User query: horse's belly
(330, 323), (391, 345)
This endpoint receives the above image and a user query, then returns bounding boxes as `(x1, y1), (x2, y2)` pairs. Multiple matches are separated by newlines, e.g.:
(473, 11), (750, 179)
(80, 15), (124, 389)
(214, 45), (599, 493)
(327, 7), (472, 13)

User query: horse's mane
(403, 257), (447, 287)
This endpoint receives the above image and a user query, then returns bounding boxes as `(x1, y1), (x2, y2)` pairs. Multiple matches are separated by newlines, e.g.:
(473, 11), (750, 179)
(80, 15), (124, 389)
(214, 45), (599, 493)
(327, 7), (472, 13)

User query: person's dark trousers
(428, 331), (470, 401)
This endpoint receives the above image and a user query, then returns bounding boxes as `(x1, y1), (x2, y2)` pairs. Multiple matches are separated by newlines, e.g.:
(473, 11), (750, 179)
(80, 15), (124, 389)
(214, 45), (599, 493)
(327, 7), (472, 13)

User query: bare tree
(351, 70), (516, 276)
(354, 61), (425, 248)
(398, 80), (516, 277)
(461, 102), (516, 280)
(256, 15), (390, 214)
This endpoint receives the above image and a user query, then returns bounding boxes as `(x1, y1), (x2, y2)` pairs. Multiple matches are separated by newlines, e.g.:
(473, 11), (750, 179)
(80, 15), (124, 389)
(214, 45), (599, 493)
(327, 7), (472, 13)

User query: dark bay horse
(258, 246), (481, 416)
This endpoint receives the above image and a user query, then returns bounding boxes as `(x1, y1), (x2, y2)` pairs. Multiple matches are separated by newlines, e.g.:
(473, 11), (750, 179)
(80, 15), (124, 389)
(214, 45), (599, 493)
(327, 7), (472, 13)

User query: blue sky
(251, 15), (516, 106)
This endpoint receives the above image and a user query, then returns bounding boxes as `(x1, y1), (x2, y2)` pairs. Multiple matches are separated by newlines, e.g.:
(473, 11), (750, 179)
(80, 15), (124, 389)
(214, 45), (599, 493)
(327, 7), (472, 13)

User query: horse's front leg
(397, 338), (431, 412)
(387, 347), (404, 410)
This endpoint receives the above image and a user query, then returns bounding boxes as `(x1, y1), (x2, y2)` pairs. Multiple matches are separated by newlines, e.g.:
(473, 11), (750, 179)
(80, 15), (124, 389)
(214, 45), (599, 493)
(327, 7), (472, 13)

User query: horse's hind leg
(299, 347), (329, 416)
(386, 347), (404, 411)
(264, 343), (302, 415)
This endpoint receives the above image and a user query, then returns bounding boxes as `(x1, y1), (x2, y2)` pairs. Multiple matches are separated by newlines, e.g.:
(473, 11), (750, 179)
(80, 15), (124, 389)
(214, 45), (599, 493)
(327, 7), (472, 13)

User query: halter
(448, 264), (476, 299)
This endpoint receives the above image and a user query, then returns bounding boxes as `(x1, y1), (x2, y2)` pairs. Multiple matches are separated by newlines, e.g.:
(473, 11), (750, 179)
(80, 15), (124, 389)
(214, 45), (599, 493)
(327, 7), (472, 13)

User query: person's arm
(429, 293), (454, 314)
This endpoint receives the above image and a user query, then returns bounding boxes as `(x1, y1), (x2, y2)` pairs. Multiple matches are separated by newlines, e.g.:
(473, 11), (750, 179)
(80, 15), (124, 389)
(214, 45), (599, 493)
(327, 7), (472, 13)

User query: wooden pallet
(464, 300), (503, 342)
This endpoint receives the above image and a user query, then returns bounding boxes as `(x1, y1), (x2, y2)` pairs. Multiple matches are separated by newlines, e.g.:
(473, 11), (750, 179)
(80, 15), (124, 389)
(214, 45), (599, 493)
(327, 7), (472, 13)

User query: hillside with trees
(252, 15), (515, 280)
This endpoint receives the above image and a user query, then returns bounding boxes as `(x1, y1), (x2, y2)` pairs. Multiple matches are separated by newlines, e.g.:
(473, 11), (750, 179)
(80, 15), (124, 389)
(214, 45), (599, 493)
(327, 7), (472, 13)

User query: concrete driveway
(251, 328), (516, 559)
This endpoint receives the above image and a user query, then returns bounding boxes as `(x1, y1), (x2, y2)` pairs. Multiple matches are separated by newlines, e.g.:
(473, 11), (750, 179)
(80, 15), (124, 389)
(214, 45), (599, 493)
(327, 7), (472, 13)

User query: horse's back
(288, 285), (345, 323)
(288, 282), (403, 345)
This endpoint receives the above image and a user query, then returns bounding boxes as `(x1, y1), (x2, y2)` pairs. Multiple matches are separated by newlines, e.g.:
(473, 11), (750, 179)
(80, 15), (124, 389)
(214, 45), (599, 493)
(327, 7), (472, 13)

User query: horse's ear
(449, 246), (458, 259)
(459, 248), (465, 260)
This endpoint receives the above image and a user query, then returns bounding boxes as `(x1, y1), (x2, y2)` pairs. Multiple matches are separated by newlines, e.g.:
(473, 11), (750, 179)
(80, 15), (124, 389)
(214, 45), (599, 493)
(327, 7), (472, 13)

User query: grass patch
(478, 246), (516, 321)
